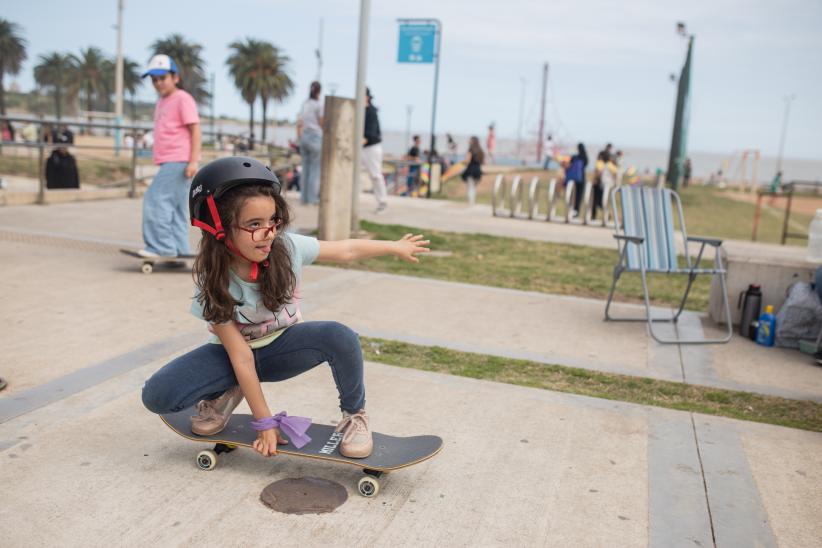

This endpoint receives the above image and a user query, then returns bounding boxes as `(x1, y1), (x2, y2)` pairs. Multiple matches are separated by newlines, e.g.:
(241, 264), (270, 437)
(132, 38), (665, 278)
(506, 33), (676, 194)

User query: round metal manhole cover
(260, 477), (348, 514)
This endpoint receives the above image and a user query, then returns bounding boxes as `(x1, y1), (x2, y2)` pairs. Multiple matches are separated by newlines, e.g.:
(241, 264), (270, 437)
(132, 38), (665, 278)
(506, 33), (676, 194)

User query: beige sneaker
(336, 409), (373, 458)
(190, 386), (244, 435)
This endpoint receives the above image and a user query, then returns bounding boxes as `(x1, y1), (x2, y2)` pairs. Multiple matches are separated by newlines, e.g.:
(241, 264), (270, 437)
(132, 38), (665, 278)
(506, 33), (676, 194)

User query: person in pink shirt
(486, 123), (496, 165)
(138, 54), (202, 258)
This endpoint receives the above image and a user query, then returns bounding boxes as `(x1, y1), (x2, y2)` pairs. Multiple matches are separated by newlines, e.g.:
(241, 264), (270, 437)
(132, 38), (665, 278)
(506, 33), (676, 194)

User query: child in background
(138, 54), (201, 258)
(141, 156), (429, 458)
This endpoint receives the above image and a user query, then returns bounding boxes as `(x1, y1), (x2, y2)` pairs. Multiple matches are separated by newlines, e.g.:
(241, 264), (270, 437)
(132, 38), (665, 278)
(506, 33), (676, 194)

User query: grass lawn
(438, 173), (810, 247)
(361, 336), (822, 432)
(321, 220), (712, 311)
(0, 154), (133, 186)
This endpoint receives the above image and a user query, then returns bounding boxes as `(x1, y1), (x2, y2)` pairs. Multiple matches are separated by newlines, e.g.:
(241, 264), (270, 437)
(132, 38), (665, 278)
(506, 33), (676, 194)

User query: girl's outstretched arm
(318, 233), (430, 264)
(212, 322), (287, 457)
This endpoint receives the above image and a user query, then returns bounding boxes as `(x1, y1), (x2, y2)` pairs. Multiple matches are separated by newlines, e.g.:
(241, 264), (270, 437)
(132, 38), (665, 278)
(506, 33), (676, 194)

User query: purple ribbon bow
(250, 411), (312, 449)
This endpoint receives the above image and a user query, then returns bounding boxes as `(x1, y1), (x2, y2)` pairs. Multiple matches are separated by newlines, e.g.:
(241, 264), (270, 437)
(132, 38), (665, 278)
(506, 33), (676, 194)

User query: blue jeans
(141, 321), (366, 415)
(142, 161), (191, 256)
(299, 131), (322, 205)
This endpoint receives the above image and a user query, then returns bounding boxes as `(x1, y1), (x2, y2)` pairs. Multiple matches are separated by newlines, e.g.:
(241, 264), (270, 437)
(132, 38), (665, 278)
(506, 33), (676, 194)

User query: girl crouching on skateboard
(141, 156), (429, 458)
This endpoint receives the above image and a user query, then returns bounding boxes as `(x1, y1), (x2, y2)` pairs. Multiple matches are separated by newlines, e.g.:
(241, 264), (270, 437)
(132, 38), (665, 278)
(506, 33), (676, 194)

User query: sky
(5, 0), (822, 159)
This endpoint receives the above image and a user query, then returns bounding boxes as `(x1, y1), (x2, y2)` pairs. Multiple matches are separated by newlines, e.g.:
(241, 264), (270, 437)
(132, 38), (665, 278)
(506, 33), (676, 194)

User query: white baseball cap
(142, 54), (178, 78)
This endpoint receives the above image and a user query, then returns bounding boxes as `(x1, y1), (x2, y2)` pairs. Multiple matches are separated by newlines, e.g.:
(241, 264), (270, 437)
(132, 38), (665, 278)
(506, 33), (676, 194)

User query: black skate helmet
(189, 156), (282, 281)
(189, 156), (281, 240)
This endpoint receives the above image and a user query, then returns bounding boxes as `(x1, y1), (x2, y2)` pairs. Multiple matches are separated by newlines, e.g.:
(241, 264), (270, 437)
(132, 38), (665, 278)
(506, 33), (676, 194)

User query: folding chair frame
(604, 188), (733, 345)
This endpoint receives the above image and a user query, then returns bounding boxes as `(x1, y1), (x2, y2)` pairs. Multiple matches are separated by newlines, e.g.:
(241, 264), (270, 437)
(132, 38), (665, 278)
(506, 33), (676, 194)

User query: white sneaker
(375, 204), (388, 214)
(136, 249), (160, 258)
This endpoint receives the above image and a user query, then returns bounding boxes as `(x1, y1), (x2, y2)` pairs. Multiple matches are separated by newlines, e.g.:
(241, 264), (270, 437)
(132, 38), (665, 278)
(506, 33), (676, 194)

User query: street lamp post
(350, 0), (371, 233)
(775, 94), (796, 176)
(114, 0), (125, 156)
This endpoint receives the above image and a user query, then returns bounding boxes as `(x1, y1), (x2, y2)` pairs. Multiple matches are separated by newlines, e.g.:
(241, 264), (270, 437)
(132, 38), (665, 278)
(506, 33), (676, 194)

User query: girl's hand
(252, 428), (289, 457)
(396, 233), (430, 263)
(185, 161), (198, 179)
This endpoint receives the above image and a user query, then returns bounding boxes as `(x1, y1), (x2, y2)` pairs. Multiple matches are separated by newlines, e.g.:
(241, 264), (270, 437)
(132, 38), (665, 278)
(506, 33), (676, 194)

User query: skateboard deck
(120, 249), (196, 274)
(161, 409), (443, 497)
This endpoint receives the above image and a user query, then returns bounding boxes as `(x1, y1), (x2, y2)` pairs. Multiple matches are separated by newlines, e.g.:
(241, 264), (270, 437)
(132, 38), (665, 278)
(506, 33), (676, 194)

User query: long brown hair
(193, 184), (295, 323)
(469, 136), (485, 164)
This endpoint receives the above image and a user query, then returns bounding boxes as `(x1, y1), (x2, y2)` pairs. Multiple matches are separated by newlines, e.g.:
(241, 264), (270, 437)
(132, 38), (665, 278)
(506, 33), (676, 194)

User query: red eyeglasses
(235, 219), (283, 242)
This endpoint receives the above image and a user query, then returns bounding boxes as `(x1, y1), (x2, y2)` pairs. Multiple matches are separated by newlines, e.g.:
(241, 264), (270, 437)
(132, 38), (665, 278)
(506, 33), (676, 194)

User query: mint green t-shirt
(190, 232), (320, 347)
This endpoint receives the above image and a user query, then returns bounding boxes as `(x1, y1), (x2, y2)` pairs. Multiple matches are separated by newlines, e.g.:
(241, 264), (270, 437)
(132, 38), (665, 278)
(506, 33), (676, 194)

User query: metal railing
(0, 115), (293, 204)
(752, 180), (822, 244)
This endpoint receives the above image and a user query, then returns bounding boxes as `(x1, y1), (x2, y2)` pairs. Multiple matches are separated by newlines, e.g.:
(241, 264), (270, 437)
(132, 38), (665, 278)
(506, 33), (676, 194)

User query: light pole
(350, 0), (371, 233)
(114, 0), (125, 156)
(516, 77), (525, 161)
(775, 94), (796, 176)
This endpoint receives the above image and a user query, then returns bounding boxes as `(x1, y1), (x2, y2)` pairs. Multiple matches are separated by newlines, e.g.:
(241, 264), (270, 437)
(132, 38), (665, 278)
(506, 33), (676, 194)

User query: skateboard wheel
(141, 263), (154, 275)
(196, 450), (217, 470)
(357, 476), (380, 498)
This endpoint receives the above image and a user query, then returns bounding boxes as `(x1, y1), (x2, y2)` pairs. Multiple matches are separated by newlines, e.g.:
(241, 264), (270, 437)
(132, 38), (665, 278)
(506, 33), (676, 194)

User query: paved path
(1, 195), (820, 546)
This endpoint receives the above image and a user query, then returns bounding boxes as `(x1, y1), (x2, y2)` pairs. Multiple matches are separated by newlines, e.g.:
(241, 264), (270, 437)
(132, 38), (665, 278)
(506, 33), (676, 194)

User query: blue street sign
(397, 24), (436, 63)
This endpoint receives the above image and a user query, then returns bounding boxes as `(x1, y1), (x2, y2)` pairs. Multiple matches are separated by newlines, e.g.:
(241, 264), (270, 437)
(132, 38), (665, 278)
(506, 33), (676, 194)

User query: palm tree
(256, 46), (293, 144)
(122, 57), (142, 121)
(150, 34), (210, 105)
(33, 52), (76, 120)
(227, 39), (294, 144)
(226, 38), (266, 144)
(0, 19), (27, 116)
(72, 47), (106, 130)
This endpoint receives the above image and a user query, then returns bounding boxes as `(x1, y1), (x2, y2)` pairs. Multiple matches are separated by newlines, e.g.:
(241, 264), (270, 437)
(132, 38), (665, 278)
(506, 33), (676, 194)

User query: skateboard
(119, 249), (196, 275)
(161, 409), (443, 497)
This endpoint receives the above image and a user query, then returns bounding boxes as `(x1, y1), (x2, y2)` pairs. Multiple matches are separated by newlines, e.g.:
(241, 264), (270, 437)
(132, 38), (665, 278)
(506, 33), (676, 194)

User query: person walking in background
(565, 142), (588, 217)
(683, 157), (692, 188)
(447, 133), (458, 163)
(461, 136), (485, 205)
(138, 54), (201, 258)
(361, 88), (388, 213)
(486, 123), (496, 164)
(543, 133), (556, 169)
(404, 134), (421, 195)
(296, 81), (324, 205)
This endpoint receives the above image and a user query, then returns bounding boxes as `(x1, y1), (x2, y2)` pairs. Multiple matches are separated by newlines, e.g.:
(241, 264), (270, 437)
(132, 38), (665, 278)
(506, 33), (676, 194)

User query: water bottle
(738, 284), (762, 339)
(807, 209), (822, 262)
(755, 305), (776, 347)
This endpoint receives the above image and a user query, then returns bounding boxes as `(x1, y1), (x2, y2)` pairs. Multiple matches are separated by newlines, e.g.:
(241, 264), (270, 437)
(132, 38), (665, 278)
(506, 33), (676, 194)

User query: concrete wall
(710, 246), (818, 325)
(318, 96), (355, 241)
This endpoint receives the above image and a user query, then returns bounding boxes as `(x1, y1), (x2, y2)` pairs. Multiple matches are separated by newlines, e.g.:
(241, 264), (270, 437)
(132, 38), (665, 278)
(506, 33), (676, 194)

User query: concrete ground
(1, 193), (821, 546)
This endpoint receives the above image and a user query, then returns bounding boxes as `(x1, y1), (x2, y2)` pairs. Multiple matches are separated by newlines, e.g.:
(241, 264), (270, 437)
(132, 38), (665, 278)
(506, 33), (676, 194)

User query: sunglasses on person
(236, 219), (283, 242)
(150, 74), (170, 84)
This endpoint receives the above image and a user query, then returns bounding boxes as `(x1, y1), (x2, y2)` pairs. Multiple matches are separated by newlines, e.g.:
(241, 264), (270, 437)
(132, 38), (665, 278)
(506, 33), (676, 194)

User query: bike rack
(509, 175), (525, 218)
(491, 174), (508, 217)
(545, 178), (559, 222)
(527, 176), (541, 220)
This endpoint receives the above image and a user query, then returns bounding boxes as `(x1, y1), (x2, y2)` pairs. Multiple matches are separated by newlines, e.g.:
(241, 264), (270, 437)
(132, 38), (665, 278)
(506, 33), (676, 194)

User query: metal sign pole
(426, 20), (441, 198)
(397, 18), (441, 199)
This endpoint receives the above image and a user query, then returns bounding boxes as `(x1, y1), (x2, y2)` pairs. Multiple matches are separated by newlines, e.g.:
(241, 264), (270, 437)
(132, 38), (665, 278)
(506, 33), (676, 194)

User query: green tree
(227, 38), (293, 144)
(227, 38), (263, 145)
(122, 57), (142, 121)
(33, 52), (76, 120)
(71, 46), (106, 129)
(150, 34), (210, 105)
(256, 46), (293, 143)
(0, 19), (27, 116)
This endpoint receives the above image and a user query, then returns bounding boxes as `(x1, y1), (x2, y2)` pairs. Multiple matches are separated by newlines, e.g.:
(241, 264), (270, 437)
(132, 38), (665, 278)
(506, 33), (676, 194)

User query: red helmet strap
(193, 194), (269, 282)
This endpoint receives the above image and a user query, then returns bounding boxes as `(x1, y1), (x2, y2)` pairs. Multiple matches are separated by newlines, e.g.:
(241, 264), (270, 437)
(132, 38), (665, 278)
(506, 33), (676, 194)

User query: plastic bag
(775, 282), (822, 348)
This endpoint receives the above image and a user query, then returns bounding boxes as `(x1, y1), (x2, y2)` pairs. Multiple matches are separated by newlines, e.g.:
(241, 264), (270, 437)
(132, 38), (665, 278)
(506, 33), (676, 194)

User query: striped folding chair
(605, 186), (733, 344)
